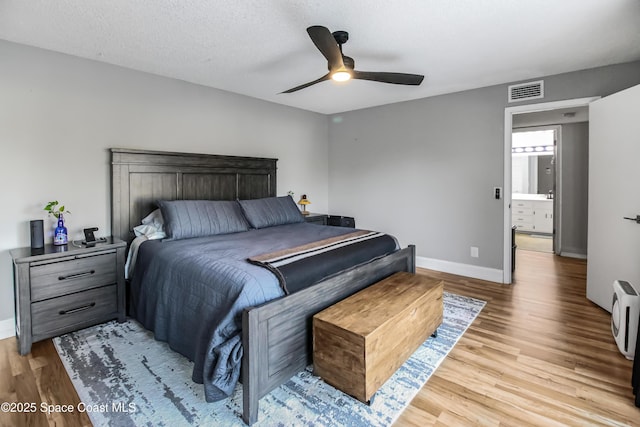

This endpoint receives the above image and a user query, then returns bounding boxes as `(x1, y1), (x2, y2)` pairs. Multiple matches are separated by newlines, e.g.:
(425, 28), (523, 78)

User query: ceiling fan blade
(281, 73), (330, 94)
(306, 26), (344, 70)
(352, 71), (424, 86)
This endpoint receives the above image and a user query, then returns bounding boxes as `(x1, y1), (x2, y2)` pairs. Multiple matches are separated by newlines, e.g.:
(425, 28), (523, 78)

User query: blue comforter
(130, 222), (398, 402)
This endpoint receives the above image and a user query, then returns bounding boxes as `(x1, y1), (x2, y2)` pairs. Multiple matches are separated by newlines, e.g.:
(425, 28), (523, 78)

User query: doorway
(502, 97), (599, 284)
(511, 127), (557, 254)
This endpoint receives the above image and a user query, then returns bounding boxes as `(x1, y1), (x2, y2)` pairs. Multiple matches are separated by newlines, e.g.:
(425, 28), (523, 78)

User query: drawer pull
(58, 270), (96, 281)
(59, 302), (96, 315)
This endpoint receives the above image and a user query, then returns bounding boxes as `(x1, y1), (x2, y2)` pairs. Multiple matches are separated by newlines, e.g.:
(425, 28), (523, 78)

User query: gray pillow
(238, 196), (304, 229)
(157, 200), (250, 240)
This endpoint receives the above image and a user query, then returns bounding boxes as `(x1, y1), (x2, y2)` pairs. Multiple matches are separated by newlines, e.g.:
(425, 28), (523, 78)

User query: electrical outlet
(470, 246), (479, 258)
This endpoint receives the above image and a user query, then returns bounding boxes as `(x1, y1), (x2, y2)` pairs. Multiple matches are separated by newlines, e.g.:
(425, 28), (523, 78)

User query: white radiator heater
(611, 280), (640, 360)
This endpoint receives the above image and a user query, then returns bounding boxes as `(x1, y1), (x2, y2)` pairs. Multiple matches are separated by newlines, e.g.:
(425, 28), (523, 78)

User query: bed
(111, 148), (415, 424)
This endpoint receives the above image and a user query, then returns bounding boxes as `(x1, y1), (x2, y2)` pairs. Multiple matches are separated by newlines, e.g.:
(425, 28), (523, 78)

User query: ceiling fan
(281, 25), (424, 94)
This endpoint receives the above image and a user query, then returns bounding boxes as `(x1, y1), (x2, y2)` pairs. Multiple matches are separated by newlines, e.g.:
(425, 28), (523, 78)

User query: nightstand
(10, 237), (126, 355)
(327, 215), (356, 228)
(304, 213), (328, 225)
(304, 213), (356, 228)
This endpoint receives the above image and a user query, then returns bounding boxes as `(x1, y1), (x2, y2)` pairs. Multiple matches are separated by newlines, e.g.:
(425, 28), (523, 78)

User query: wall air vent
(508, 80), (544, 103)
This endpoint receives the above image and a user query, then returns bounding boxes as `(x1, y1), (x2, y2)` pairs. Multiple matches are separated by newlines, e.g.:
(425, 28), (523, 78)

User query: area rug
(54, 292), (485, 427)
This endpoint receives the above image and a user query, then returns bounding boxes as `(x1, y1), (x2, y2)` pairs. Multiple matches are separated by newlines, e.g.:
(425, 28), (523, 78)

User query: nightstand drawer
(32, 285), (117, 338)
(30, 251), (117, 301)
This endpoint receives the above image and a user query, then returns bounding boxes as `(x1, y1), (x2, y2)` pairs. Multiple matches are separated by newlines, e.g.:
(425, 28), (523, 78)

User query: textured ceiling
(1, 1), (639, 114)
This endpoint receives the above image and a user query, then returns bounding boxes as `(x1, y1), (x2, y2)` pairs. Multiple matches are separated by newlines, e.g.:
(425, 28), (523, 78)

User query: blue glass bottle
(54, 213), (68, 245)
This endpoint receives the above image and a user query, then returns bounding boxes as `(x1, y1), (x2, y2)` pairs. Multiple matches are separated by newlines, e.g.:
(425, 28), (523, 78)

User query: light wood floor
(397, 249), (638, 426)
(1, 250), (637, 426)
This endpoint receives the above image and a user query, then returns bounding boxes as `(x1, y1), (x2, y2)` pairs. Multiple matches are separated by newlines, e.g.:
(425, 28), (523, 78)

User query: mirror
(512, 154), (554, 194)
(512, 129), (555, 196)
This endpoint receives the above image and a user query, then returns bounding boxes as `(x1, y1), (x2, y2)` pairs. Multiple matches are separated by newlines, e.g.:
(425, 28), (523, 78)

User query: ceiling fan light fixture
(281, 26), (424, 94)
(331, 69), (351, 82)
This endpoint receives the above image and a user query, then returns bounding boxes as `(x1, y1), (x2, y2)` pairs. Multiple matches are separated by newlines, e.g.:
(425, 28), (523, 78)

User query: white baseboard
(416, 256), (504, 283)
(0, 317), (14, 340)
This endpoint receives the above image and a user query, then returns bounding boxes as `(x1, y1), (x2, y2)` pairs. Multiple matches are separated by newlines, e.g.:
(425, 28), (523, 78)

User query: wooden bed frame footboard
(241, 245), (416, 425)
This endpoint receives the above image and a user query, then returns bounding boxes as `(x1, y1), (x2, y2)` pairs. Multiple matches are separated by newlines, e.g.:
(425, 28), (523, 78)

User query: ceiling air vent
(508, 80), (544, 103)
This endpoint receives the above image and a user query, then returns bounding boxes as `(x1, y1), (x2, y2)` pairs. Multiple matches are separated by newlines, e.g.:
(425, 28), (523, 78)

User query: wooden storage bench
(312, 271), (443, 403)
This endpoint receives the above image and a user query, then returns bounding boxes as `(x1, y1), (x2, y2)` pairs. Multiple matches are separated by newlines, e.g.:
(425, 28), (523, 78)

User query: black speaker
(30, 220), (44, 250)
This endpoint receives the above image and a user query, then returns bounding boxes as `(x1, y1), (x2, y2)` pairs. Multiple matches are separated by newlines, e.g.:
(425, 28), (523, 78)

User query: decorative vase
(54, 213), (68, 246)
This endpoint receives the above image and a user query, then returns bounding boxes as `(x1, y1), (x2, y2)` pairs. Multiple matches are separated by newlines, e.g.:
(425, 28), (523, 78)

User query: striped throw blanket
(248, 230), (398, 294)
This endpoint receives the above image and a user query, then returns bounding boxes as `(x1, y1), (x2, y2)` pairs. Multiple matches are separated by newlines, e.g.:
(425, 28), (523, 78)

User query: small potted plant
(44, 201), (70, 245)
(44, 200), (70, 219)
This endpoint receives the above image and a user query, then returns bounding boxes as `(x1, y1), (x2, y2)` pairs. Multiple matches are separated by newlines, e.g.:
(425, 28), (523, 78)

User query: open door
(587, 83), (640, 311)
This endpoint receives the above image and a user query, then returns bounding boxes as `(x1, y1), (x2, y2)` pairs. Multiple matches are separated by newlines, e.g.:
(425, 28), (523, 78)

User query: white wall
(328, 61), (640, 281)
(0, 40), (329, 324)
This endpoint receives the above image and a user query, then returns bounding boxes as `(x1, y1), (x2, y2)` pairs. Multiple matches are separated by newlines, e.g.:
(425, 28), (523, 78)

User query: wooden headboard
(111, 148), (277, 244)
